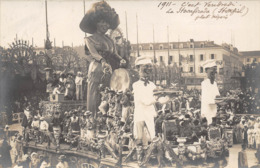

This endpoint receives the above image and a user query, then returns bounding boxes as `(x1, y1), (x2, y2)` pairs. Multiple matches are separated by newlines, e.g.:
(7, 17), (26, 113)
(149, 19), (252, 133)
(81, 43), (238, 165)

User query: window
(169, 56), (173, 63)
(200, 54), (204, 61)
(189, 55), (194, 62)
(211, 54), (215, 59)
(189, 67), (193, 72)
(226, 70), (229, 75)
(82, 163), (95, 168)
(219, 68), (224, 75)
(159, 45), (163, 50)
(180, 67), (183, 72)
(149, 45), (153, 50)
(139, 46), (142, 50)
(179, 43), (183, 48)
(160, 56), (163, 62)
(247, 58), (250, 62)
(200, 43), (204, 48)
(253, 58), (257, 62)
(190, 44), (194, 48)
(200, 67), (203, 73)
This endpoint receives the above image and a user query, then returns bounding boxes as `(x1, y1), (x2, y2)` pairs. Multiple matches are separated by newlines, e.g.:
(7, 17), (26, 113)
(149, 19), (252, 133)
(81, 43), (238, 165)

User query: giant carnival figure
(80, 1), (126, 116)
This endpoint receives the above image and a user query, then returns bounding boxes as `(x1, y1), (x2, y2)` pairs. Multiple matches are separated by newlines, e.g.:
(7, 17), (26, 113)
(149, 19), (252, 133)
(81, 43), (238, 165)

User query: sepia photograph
(0, 0), (260, 167)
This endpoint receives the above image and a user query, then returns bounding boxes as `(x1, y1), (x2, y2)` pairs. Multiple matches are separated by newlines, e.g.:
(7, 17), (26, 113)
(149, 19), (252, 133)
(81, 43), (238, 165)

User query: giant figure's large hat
(80, 1), (120, 34)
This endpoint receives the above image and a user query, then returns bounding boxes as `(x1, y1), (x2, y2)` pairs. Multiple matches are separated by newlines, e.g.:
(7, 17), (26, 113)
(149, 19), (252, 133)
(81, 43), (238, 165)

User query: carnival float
(13, 1), (243, 168)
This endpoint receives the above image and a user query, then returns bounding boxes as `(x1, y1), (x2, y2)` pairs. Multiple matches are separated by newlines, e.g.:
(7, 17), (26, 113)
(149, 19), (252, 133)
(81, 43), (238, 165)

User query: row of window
(158, 54), (216, 62)
(143, 43), (205, 50)
(180, 67), (224, 74)
(247, 58), (259, 62)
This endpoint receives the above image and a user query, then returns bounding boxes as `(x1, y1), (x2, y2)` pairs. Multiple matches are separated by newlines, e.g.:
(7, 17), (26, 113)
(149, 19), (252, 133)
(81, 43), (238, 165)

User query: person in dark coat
(238, 144), (248, 168)
(0, 137), (12, 168)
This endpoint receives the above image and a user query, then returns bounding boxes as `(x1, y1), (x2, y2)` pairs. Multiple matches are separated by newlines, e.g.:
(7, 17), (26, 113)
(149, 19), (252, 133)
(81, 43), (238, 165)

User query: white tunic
(133, 80), (157, 139)
(201, 78), (220, 124)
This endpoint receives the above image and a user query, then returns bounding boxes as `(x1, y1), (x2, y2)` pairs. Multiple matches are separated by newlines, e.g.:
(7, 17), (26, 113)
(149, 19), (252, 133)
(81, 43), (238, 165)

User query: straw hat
(58, 155), (66, 161)
(201, 60), (217, 70)
(135, 57), (152, 66)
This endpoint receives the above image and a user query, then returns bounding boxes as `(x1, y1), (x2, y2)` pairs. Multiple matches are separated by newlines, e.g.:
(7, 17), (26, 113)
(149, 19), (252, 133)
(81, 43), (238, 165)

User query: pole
(167, 26), (170, 65)
(45, 0), (49, 41)
(193, 40), (195, 75)
(125, 11), (128, 42)
(167, 26), (170, 86)
(32, 37), (34, 47)
(83, 0), (86, 38)
(136, 14), (139, 57)
(54, 38), (56, 48)
(153, 25), (156, 63)
(178, 36), (181, 88)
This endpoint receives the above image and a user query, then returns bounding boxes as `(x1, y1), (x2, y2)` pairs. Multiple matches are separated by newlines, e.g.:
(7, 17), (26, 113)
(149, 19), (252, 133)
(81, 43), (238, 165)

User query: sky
(0, 0), (260, 51)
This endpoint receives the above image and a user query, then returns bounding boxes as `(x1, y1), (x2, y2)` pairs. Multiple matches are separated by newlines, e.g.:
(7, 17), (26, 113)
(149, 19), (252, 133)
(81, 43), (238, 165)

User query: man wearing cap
(132, 57), (169, 164)
(201, 60), (220, 125)
(31, 116), (40, 143)
(51, 112), (63, 150)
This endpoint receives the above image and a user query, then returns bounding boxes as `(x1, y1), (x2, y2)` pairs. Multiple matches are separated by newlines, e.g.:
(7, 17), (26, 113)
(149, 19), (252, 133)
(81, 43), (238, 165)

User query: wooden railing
(12, 112), (24, 123)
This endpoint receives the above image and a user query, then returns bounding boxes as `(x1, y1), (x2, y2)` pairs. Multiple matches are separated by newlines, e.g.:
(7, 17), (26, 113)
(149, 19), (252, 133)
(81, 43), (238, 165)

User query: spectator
(51, 112), (63, 150)
(0, 137), (12, 168)
(238, 144), (248, 168)
(56, 155), (69, 168)
(39, 117), (49, 144)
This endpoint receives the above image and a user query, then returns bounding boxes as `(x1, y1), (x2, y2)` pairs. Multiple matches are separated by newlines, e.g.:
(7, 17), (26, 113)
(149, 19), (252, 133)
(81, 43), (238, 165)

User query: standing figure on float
(201, 60), (220, 125)
(79, 1), (126, 116)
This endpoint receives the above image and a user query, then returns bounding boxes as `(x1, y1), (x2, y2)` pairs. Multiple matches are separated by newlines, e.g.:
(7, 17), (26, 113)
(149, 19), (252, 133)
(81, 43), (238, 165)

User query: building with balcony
(131, 40), (243, 90)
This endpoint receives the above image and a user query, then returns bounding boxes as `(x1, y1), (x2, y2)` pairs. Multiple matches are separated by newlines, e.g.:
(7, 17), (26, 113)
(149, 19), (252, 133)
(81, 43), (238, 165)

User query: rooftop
(240, 51), (260, 57)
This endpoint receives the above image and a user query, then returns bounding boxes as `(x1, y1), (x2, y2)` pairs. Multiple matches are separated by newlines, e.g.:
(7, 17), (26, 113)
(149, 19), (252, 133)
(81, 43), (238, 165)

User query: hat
(201, 60), (217, 70)
(22, 154), (29, 160)
(58, 155), (66, 161)
(193, 109), (200, 114)
(5, 125), (9, 129)
(84, 111), (92, 116)
(31, 152), (38, 158)
(135, 57), (152, 66)
(80, 1), (120, 34)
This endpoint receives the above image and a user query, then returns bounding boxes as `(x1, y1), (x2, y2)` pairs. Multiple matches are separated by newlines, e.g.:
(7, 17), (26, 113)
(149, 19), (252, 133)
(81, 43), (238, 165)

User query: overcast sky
(0, 0), (260, 51)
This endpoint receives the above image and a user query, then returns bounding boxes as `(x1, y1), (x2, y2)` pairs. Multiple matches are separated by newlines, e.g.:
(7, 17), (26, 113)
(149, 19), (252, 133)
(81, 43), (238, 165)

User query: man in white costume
(201, 60), (220, 125)
(132, 57), (169, 163)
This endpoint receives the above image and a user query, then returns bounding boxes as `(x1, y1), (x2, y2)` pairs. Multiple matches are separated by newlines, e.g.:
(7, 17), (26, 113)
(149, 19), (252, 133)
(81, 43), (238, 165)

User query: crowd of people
(50, 71), (88, 101)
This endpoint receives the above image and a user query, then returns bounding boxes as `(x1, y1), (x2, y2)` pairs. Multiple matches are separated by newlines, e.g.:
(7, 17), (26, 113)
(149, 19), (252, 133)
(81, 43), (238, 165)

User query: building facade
(240, 51), (260, 65)
(131, 40), (243, 90)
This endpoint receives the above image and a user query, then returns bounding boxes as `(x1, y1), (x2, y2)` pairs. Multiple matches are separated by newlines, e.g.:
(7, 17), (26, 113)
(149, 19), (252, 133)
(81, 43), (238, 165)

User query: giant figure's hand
(120, 59), (126, 68)
(101, 60), (112, 74)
